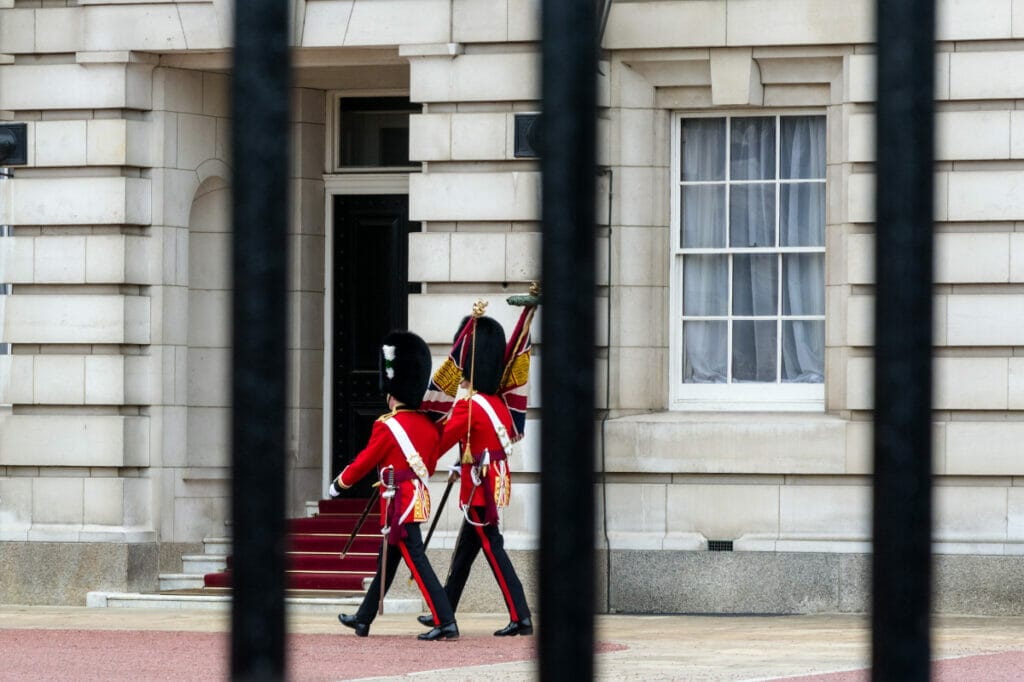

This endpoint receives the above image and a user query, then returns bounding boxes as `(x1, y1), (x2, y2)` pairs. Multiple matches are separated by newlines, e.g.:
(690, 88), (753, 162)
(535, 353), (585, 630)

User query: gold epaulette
(378, 407), (413, 422)
(377, 407), (399, 422)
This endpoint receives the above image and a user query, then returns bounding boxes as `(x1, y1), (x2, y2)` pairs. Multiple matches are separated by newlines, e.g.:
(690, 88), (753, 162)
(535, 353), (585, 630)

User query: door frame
(321, 172), (412, 491)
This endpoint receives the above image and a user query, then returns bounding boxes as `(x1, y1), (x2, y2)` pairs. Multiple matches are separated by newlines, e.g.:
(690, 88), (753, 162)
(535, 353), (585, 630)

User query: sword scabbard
(378, 465), (395, 616)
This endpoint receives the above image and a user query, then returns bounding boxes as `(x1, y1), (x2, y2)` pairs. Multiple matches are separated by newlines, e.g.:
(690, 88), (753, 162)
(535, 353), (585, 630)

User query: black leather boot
(416, 614), (435, 627)
(338, 613), (370, 637)
(417, 621), (460, 641)
(494, 616), (533, 636)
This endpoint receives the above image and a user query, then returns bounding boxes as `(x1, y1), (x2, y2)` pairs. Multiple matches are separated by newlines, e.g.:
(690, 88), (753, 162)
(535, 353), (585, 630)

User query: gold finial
(529, 281), (541, 296)
(471, 298), (489, 317)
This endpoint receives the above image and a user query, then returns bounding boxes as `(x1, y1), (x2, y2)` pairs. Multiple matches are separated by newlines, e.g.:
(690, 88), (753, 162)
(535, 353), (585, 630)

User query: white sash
(471, 394), (514, 459)
(383, 417), (431, 525)
(383, 417), (431, 487)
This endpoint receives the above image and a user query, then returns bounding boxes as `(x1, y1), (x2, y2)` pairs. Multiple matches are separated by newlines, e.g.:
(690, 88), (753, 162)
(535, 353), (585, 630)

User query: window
(334, 97), (420, 170)
(670, 114), (826, 410)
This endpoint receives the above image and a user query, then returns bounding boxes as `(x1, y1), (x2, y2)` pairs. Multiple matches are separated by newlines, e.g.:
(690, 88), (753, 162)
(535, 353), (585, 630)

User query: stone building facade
(1, 0), (1023, 613)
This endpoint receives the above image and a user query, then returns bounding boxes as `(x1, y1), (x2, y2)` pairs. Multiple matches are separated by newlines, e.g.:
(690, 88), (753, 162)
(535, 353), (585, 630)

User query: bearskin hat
(457, 315), (506, 396)
(379, 330), (432, 409)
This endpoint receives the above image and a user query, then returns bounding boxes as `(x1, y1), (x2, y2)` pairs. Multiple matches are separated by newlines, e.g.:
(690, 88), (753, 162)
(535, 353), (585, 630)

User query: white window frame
(669, 111), (827, 412)
(326, 90), (421, 174)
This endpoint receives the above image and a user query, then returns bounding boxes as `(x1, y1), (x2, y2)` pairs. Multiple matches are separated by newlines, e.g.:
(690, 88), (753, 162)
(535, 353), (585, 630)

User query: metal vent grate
(708, 540), (734, 552)
(514, 113), (542, 158)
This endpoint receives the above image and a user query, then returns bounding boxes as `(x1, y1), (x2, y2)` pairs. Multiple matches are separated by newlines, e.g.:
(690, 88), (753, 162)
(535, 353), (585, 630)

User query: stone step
(181, 554), (228, 575)
(203, 537), (232, 555)
(158, 573), (206, 591)
(86, 590), (423, 614)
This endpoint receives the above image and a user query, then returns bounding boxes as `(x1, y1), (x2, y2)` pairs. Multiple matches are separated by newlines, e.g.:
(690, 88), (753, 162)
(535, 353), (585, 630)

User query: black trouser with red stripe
(355, 522), (454, 626)
(442, 506), (531, 622)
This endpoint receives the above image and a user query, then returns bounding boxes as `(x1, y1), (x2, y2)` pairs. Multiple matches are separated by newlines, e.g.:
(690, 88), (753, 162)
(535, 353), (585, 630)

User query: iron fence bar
(539, 0), (598, 679)
(872, 0), (936, 679)
(230, 0), (291, 679)
(1, 169), (10, 356)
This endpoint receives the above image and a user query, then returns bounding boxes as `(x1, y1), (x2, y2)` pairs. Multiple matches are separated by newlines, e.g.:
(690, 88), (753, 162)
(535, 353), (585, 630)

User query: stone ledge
(86, 590), (423, 614)
(604, 411), (849, 474)
(608, 551), (1024, 616)
(399, 43), (464, 58)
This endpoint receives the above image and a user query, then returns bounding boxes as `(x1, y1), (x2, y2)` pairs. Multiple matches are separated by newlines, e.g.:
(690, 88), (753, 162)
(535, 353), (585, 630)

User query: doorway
(330, 193), (419, 495)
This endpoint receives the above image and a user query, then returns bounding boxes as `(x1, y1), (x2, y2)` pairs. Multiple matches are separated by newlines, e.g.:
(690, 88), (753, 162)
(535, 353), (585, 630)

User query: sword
(378, 465), (395, 616)
(338, 486), (380, 560)
(407, 470), (458, 585)
(424, 471), (458, 550)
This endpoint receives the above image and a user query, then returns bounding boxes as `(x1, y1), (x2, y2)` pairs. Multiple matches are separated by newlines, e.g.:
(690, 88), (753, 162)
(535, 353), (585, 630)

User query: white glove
(328, 479), (343, 498)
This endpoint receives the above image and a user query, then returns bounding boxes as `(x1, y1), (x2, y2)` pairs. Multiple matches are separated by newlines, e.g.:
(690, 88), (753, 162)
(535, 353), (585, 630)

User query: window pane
(780, 183), (825, 247)
(730, 117), (775, 180)
(683, 320), (727, 383)
(729, 183), (775, 247)
(682, 185), (726, 248)
(338, 97), (419, 167)
(732, 320), (777, 382)
(681, 118), (725, 181)
(781, 116), (826, 179)
(782, 254), (825, 316)
(683, 255), (728, 316)
(732, 254), (778, 317)
(782, 320), (824, 383)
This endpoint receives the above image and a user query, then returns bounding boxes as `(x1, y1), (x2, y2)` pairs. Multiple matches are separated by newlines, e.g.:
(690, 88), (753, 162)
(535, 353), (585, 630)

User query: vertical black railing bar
(872, 0), (936, 680)
(539, 0), (598, 680)
(230, 1), (291, 679)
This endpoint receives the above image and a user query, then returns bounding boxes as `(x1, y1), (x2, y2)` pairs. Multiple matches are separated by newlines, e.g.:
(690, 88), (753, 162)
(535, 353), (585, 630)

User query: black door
(332, 194), (419, 496)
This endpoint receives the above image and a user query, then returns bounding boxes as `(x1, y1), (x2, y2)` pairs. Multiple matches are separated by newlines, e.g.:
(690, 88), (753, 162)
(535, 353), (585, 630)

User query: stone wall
(0, 541), (157, 606)
(0, 3), (326, 599)
(2, 0), (1024, 610)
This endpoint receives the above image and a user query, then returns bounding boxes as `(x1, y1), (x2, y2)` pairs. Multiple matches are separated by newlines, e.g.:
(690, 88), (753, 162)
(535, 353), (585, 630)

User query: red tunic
(337, 409), (441, 526)
(437, 392), (514, 513)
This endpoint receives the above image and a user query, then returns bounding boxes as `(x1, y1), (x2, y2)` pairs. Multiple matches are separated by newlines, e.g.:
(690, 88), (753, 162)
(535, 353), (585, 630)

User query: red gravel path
(773, 650), (1024, 681)
(0, 629), (626, 681)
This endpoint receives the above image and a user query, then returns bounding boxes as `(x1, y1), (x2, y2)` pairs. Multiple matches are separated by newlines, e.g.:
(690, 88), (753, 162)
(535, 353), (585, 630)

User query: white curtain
(780, 116), (825, 383)
(730, 118), (777, 382)
(682, 116), (825, 385)
(683, 256), (727, 382)
(681, 119), (727, 382)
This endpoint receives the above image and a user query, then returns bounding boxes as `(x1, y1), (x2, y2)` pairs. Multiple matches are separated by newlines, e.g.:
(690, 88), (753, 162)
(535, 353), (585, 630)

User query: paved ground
(1, 606), (1023, 680)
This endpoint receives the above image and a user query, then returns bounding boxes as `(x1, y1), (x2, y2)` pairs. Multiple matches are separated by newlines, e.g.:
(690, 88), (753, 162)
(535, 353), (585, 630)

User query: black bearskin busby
(457, 315), (506, 396)
(379, 330), (432, 409)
